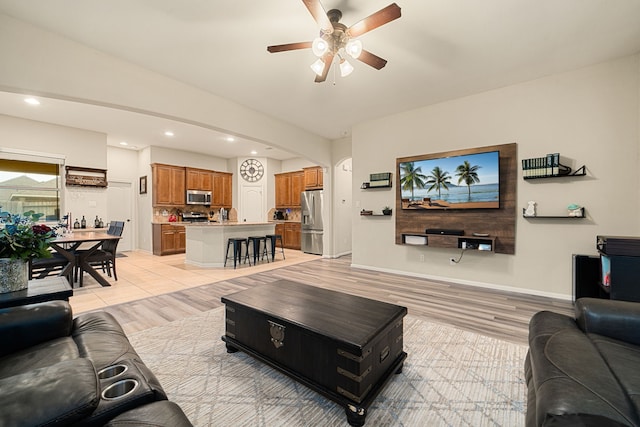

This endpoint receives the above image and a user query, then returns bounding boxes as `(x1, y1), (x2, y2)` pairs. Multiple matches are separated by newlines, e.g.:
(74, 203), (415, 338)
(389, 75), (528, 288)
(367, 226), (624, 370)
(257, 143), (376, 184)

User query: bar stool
(224, 237), (251, 269)
(247, 236), (269, 265)
(265, 234), (285, 262)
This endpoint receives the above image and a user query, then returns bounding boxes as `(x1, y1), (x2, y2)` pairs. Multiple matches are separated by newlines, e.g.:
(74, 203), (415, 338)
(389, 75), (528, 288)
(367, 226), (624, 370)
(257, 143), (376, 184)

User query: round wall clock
(240, 158), (264, 182)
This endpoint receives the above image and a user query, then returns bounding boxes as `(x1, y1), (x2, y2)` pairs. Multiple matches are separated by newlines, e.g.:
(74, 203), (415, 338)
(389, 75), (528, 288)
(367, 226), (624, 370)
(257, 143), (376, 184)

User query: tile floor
(70, 249), (319, 314)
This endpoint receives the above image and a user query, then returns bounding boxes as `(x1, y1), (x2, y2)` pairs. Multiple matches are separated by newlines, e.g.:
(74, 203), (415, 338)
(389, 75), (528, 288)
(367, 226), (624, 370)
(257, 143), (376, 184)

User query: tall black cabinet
(595, 236), (640, 302)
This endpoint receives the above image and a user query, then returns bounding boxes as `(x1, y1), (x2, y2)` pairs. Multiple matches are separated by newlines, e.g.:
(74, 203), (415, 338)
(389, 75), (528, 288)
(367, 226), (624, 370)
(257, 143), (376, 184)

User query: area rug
(129, 308), (527, 426)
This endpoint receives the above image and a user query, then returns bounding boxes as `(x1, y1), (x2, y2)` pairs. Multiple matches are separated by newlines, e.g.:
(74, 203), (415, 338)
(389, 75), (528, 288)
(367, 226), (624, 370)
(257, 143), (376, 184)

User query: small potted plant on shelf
(382, 206), (392, 216)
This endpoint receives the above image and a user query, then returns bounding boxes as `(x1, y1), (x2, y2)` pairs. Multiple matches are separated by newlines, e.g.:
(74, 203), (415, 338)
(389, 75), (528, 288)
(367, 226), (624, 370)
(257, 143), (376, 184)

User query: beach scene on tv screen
(399, 151), (500, 209)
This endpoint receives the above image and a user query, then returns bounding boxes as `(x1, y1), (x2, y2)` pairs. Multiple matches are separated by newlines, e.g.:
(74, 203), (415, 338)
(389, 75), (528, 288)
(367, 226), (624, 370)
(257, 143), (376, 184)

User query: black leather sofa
(0, 300), (192, 426)
(525, 297), (640, 427)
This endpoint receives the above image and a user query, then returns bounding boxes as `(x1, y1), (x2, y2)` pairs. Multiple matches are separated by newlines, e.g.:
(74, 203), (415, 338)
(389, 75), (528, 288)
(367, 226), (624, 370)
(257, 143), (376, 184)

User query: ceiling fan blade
(357, 49), (387, 70)
(314, 53), (334, 83)
(267, 41), (312, 53)
(301, 0), (334, 34)
(347, 3), (401, 38)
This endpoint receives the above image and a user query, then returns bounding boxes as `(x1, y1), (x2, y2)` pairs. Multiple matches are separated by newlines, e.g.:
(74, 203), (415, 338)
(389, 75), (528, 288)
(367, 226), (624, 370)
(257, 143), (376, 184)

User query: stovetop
(182, 212), (209, 222)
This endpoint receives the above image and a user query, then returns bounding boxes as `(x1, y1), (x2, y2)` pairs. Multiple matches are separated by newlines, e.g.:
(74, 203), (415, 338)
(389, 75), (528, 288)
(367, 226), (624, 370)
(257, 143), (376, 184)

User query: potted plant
(382, 206), (393, 216)
(0, 211), (55, 293)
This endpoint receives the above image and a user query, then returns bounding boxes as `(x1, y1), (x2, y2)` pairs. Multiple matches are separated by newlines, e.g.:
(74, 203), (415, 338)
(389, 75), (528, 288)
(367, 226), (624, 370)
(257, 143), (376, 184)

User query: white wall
(0, 114), (108, 224)
(352, 54), (640, 299)
(0, 13), (331, 167)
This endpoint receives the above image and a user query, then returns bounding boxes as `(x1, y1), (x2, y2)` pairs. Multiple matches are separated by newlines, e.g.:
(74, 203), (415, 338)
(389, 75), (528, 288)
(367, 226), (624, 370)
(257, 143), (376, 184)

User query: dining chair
(29, 251), (70, 281)
(77, 221), (125, 286)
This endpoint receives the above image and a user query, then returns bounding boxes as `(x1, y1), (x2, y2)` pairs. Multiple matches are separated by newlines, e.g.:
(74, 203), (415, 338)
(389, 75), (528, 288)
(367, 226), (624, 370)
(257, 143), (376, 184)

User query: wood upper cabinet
(303, 166), (323, 190)
(186, 168), (213, 191)
(290, 171), (304, 207)
(212, 172), (232, 209)
(152, 164), (186, 206)
(275, 173), (292, 208)
(275, 171), (304, 208)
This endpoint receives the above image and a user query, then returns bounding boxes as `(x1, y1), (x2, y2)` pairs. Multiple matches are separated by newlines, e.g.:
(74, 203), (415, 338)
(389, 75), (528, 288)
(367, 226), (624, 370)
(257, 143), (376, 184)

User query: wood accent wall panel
(395, 143), (517, 254)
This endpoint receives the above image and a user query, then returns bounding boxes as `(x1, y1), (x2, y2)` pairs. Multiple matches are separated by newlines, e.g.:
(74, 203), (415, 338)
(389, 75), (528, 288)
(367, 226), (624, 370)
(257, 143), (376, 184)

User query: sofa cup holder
(101, 379), (139, 401)
(97, 364), (128, 380)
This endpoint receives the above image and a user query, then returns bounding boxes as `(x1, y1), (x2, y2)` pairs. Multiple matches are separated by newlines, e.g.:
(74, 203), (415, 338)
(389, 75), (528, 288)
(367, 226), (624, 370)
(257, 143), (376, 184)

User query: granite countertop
(268, 220), (301, 223)
(181, 221), (273, 227)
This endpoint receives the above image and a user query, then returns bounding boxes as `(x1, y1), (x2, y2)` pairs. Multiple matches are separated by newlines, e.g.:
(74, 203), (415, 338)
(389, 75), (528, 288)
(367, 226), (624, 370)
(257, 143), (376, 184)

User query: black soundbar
(425, 228), (464, 236)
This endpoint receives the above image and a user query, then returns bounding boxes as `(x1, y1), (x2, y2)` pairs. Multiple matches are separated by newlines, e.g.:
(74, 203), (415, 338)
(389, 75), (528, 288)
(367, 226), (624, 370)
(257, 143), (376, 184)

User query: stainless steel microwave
(186, 189), (212, 205)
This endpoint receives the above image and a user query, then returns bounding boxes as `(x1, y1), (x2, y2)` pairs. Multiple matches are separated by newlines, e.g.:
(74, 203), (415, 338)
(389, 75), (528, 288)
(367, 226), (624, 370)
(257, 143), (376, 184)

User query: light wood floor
(71, 250), (573, 345)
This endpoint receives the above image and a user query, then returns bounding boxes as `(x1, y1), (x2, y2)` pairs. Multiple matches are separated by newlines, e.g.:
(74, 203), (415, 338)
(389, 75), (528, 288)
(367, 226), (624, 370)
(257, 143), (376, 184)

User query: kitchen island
(183, 222), (275, 267)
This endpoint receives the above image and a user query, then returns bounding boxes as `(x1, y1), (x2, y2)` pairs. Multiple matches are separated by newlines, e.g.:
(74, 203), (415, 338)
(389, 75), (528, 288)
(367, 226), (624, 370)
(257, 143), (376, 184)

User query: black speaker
(425, 228), (464, 236)
(572, 254), (602, 302)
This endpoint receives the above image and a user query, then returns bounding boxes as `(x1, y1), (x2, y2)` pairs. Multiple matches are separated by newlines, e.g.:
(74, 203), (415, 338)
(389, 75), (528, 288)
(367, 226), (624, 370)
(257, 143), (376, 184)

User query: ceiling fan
(267, 1), (401, 83)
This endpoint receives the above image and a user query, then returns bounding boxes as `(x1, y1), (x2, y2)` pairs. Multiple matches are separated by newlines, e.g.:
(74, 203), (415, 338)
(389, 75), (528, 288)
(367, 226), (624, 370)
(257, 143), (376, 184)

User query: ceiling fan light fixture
(345, 39), (363, 59)
(312, 37), (329, 57)
(310, 58), (325, 76)
(339, 58), (354, 77)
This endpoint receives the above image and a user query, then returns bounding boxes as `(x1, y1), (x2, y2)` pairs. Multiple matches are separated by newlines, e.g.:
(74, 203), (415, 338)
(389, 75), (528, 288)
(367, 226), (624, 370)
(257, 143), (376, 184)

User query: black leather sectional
(526, 298), (640, 427)
(0, 300), (191, 426)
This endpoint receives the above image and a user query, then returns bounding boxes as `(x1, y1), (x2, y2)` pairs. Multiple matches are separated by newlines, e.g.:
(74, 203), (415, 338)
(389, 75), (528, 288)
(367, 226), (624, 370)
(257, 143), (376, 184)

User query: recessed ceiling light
(24, 97), (40, 106)
(250, 150), (258, 155)
(119, 141), (128, 146)
(226, 137), (235, 142)
(164, 131), (174, 137)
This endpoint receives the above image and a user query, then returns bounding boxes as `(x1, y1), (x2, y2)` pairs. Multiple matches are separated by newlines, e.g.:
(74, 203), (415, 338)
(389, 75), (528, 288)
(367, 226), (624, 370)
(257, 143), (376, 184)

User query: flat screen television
(398, 150), (500, 210)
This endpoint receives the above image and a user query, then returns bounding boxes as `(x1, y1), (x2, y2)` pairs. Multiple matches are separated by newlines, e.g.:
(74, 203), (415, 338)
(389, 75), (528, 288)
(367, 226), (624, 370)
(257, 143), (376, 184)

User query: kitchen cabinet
(186, 168), (212, 191)
(291, 171), (304, 207)
(275, 222), (301, 250)
(152, 164), (186, 206)
(212, 172), (232, 208)
(303, 166), (323, 190)
(275, 171), (304, 208)
(285, 222), (301, 250)
(275, 173), (291, 207)
(152, 223), (186, 255)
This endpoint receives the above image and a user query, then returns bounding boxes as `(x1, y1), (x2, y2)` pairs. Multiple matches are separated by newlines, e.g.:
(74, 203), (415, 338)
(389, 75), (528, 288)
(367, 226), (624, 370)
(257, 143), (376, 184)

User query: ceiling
(1, 0), (639, 160)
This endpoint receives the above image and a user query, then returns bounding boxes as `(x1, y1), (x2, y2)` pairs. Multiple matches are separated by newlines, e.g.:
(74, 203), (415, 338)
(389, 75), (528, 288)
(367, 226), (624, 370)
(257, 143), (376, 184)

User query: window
(0, 159), (61, 221)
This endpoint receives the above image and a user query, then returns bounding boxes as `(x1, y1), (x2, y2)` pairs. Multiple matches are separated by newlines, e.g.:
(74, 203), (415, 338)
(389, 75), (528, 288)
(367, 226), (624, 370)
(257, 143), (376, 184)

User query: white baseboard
(349, 263), (572, 301)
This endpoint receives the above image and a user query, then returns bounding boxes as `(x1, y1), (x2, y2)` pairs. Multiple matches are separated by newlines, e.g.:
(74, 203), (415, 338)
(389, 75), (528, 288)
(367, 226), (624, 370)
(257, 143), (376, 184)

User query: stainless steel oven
(186, 190), (211, 205)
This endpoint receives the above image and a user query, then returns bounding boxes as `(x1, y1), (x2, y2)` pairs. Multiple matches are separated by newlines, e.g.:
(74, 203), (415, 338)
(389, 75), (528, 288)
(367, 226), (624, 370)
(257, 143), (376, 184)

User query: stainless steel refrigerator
(301, 189), (323, 255)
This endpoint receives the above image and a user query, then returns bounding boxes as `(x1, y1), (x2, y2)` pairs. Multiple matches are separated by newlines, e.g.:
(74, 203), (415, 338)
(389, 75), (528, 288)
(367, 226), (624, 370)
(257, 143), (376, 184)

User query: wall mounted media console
(395, 143), (517, 255)
(402, 231), (496, 252)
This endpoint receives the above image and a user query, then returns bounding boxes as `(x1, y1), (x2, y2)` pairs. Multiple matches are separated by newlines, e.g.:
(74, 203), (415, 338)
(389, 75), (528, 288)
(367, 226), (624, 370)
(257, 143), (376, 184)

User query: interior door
(107, 181), (133, 251)
(241, 185), (264, 223)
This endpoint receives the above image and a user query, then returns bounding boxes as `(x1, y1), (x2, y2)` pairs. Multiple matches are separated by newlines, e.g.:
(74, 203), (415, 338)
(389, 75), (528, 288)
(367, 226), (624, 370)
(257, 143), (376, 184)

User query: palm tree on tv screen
(426, 166), (451, 199)
(455, 160), (482, 199)
(400, 162), (427, 201)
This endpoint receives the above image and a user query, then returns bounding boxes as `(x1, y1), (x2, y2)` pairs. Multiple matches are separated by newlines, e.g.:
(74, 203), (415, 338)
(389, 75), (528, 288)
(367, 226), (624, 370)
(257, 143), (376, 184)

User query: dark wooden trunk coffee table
(221, 280), (407, 426)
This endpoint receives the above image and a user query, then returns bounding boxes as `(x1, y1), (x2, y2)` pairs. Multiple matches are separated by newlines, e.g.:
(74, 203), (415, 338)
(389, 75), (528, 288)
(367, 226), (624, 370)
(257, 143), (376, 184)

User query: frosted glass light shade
(340, 59), (354, 77)
(345, 39), (362, 58)
(310, 59), (325, 76)
(312, 37), (329, 57)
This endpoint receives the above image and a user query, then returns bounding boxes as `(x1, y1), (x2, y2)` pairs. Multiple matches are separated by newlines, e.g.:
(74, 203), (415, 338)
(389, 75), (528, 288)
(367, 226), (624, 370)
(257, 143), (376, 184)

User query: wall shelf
(401, 233), (496, 252)
(360, 183), (392, 189)
(523, 207), (586, 219)
(523, 165), (586, 180)
(360, 210), (392, 217)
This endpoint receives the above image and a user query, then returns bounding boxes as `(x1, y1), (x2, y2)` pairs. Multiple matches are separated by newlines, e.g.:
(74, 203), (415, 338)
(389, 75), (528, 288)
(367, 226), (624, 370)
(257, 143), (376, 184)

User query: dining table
(49, 230), (121, 287)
